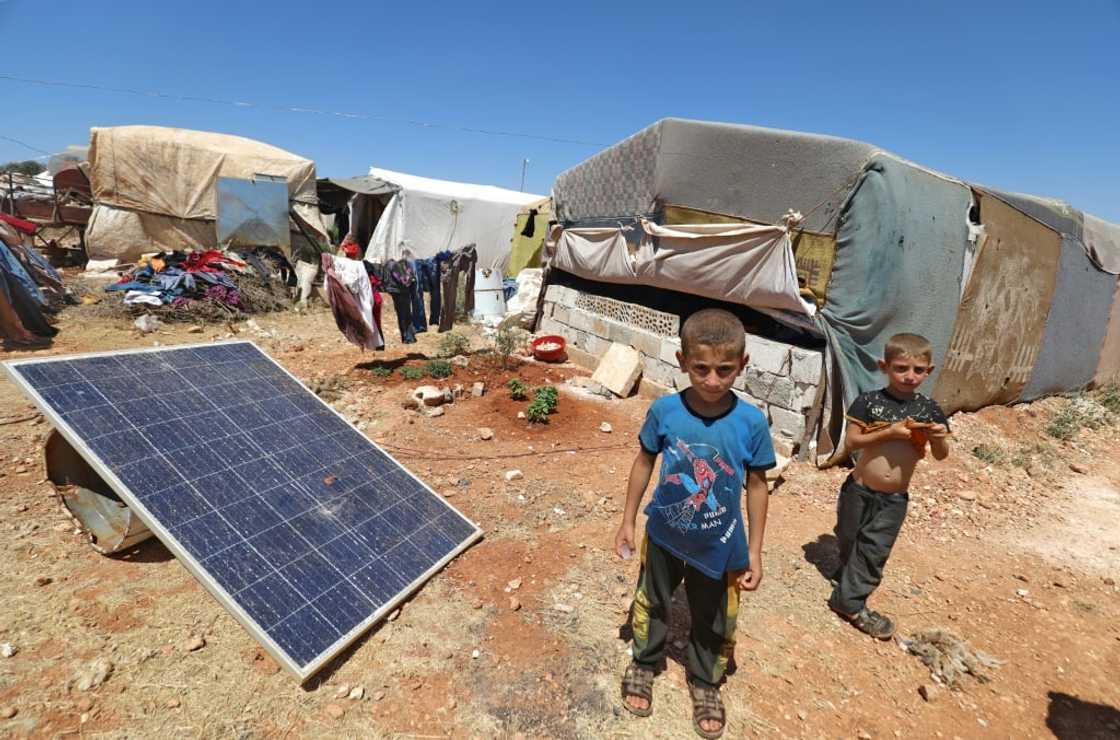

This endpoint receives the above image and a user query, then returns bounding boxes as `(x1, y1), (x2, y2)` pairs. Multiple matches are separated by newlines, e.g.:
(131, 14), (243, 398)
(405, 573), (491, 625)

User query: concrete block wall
(541, 286), (824, 452)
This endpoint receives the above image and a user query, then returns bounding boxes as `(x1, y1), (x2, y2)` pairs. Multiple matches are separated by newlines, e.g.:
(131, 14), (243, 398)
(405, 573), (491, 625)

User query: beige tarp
(553, 220), (813, 315)
(1084, 212), (1120, 275)
(933, 192), (1060, 413)
(1095, 278), (1120, 387)
(86, 125), (325, 261)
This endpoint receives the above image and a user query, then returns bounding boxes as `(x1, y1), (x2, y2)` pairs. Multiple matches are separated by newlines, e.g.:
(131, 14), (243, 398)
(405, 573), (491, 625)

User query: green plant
(400, 365), (425, 381)
(1094, 385), (1120, 415)
(970, 444), (1004, 465)
(526, 396), (551, 424)
(437, 332), (470, 358)
(425, 359), (453, 379)
(495, 325), (527, 368)
(507, 378), (527, 400)
(534, 385), (559, 413)
(370, 366), (392, 379)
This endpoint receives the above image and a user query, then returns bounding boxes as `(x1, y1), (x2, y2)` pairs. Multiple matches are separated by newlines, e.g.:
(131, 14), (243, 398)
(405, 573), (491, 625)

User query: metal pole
(519, 158), (529, 192)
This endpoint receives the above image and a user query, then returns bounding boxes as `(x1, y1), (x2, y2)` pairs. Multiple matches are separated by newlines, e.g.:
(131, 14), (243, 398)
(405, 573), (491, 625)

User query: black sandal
(837, 607), (896, 640)
(620, 661), (655, 717)
(688, 681), (726, 739)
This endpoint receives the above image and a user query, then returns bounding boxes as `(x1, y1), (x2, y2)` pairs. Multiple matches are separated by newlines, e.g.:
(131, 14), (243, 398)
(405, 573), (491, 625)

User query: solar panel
(3, 341), (482, 680)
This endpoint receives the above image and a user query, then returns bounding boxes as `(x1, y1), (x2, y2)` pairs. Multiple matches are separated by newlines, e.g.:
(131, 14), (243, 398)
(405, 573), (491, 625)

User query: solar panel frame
(3, 340), (483, 681)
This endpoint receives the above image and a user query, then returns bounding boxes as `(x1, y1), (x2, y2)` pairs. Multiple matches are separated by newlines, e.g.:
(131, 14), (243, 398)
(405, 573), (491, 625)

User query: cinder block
(733, 389), (768, 414)
(746, 334), (791, 376)
(545, 285), (564, 304)
(769, 405), (806, 443)
(591, 317), (611, 339)
(583, 333), (607, 357)
(629, 328), (662, 359)
(792, 381), (820, 411)
(642, 357), (677, 388)
(550, 304), (570, 326)
(659, 337), (682, 367)
(538, 317), (565, 337)
(672, 368), (692, 390)
(742, 368), (797, 408)
(592, 342), (644, 397)
(790, 347), (824, 385)
(567, 307), (593, 334)
(606, 319), (631, 345)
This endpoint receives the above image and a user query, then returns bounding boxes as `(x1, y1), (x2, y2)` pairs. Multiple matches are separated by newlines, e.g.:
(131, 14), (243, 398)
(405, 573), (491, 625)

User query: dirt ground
(0, 298), (1117, 740)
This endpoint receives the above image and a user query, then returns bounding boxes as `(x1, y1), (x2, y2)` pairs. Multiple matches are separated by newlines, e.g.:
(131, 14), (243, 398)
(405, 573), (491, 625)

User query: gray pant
(828, 476), (908, 615)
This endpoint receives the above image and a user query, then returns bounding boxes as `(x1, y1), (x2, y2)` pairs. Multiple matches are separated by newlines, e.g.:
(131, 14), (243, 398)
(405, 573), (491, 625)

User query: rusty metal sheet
(1094, 277), (1120, 387)
(933, 192), (1060, 413)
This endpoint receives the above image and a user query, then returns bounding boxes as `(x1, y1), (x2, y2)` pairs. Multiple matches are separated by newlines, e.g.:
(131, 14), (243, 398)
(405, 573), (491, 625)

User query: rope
(377, 440), (631, 461)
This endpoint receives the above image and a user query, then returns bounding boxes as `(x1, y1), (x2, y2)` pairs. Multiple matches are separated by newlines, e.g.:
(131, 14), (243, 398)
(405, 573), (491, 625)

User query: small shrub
(400, 365), (425, 381)
(970, 444), (1004, 465)
(495, 325), (527, 368)
(526, 396), (551, 424)
(1045, 395), (1109, 440)
(1093, 385), (1120, 415)
(507, 378), (528, 400)
(437, 332), (470, 358)
(425, 360), (453, 379)
(534, 385), (559, 413)
(370, 366), (392, 380)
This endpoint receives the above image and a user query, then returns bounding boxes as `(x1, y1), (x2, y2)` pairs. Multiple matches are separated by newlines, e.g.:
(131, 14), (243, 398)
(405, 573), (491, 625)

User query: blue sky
(2, 0), (1118, 220)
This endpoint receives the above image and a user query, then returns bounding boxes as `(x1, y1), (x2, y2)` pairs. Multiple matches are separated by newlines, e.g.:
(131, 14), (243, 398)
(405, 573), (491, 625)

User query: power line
(0, 133), (53, 157)
(0, 73), (606, 148)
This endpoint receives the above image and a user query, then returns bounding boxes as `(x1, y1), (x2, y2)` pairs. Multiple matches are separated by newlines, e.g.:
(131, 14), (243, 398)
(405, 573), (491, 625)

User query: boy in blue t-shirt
(615, 308), (775, 739)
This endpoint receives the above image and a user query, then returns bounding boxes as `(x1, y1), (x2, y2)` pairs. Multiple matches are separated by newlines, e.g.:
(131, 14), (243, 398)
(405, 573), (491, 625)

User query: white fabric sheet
(332, 255), (382, 349)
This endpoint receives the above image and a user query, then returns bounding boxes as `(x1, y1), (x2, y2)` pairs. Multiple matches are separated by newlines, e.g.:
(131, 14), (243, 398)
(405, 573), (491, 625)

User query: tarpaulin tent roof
(85, 125), (326, 262)
(550, 117), (1120, 457)
(363, 167), (543, 270)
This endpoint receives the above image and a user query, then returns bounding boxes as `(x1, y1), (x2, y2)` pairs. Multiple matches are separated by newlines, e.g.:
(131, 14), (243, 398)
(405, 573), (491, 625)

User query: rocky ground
(0, 297), (1117, 739)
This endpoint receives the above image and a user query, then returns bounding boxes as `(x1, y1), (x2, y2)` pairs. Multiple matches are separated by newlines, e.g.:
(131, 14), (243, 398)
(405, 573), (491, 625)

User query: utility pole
(519, 158), (529, 192)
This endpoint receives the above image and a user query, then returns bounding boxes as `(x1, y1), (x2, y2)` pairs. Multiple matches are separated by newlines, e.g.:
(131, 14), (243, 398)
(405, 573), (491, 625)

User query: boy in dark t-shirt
(829, 333), (951, 639)
(615, 309), (775, 739)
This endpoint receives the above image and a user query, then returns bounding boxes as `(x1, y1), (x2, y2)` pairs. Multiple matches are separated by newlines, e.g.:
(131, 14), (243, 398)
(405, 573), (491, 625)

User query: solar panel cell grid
(3, 341), (481, 680)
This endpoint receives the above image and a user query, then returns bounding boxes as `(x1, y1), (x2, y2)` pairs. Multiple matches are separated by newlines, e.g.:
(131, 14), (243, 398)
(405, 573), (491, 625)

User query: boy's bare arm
(846, 420), (911, 450)
(928, 423), (951, 460)
(738, 470), (769, 591)
(615, 449), (657, 558)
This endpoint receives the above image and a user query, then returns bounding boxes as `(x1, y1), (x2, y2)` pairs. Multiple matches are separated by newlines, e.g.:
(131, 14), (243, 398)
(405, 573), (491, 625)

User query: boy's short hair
(680, 309), (745, 356)
(884, 333), (933, 363)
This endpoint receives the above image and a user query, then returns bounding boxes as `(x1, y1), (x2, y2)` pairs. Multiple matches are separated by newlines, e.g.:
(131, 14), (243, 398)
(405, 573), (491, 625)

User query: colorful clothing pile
(106, 250), (246, 307)
(0, 221), (64, 350)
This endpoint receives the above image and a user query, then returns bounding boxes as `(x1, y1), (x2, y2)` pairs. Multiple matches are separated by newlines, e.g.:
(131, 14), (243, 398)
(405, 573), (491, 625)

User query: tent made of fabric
(85, 125), (327, 262)
(363, 167), (543, 270)
(506, 197), (551, 277)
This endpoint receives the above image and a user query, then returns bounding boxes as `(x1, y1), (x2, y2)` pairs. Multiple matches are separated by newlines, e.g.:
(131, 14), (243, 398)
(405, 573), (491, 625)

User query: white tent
(363, 167), (543, 270)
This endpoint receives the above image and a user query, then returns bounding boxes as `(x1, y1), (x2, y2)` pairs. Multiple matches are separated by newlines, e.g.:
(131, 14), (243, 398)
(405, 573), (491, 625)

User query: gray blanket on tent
(817, 154), (970, 410)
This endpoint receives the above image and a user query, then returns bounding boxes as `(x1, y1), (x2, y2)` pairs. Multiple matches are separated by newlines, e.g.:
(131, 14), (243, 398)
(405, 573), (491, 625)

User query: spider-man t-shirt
(638, 392), (776, 579)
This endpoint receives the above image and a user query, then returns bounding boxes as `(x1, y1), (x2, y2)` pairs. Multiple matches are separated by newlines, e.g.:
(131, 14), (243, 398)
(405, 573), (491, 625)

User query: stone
(334, 685), (350, 699)
(956, 490), (978, 502)
(769, 405), (806, 444)
(746, 334), (790, 375)
(919, 683), (941, 702)
(1, 707), (17, 719)
(413, 386), (445, 407)
(76, 697), (94, 712)
(186, 325), (204, 334)
(452, 384), (465, 399)
(591, 343), (643, 397)
(766, 453), (791, 483)
(349, 686), (364, 701)
(857, 730), (872, 740)
(509, 597), (521, 611)
(35, 576), (52, 587)
(569, 376), (612, 399)
(517, 411), (526, 419)
(0, 643), (15, 658)
(478, 427), (494, 441)
(373, 690), (386, 701)
(166, 697), (181, 709)
(450, 355), (470, 368)
(183, 635), (205, 652)
(426, 406), (446, 418)
(472, 382), (486, 398)
(1069, 462), (1089, 474)
(325, 703), (345, 719)
(741, 368), (798, 409)
(505, 469), (523, 482)
(790, 347), (824, 385)
(599, 422), (612, 433)
(471, 649), (481, 659)
(73, 658), (114, 691)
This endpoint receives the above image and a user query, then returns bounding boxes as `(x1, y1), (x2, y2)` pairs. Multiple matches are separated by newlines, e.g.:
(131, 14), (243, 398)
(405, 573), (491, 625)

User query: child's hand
(615, 523), (636, 560)
(735, 562), (763, 591)
(887, 420), (913, 440)
(927, 423), (949, 439)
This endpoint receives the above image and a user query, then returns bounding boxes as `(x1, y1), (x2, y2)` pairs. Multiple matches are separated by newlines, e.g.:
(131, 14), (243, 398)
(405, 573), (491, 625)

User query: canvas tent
(362, 168), (543, 270)
(549, 117), (1120, 459)
(85, 126), (328, 263)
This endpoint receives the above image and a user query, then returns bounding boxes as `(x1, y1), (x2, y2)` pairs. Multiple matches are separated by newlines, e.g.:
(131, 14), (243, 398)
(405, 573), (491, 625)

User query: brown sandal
(688, 681), (726, 739)
(620, 661), (654, 717)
